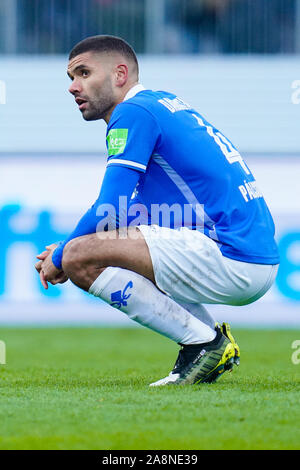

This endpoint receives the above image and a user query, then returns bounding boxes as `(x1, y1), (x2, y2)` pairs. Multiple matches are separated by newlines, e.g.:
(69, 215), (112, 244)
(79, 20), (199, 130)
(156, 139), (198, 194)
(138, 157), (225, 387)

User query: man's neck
(104, 82), (145, 124)
(123, 83), (145, 101)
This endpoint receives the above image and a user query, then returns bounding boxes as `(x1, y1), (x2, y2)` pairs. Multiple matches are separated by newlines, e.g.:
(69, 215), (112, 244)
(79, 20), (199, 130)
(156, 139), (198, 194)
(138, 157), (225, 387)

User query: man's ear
(115, 64), (128, 87)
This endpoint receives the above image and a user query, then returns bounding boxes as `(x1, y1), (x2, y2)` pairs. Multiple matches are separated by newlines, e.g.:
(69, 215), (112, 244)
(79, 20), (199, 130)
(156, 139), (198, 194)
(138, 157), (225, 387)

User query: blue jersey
(52, 86), (279, 269)
(106, 88), (279, 265)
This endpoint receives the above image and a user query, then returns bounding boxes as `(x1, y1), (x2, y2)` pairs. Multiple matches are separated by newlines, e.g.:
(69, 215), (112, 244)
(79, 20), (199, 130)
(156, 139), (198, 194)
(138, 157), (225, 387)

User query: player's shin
(88, 267), (216, 345)
(178, 302), (215, 330)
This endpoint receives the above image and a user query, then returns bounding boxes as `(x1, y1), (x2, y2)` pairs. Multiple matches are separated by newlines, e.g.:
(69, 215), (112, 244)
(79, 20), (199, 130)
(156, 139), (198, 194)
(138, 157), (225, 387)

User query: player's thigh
(63, 227), (155, 283)
(138, 224), (278, 305)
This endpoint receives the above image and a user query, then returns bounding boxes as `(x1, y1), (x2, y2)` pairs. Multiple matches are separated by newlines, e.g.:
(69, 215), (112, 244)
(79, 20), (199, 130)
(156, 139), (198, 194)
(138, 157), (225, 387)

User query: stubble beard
(82, 77), (116, 121)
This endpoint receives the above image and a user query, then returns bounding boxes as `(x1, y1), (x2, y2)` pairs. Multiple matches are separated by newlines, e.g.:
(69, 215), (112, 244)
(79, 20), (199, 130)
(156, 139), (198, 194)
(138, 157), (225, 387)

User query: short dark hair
(69, 35), (139, 77)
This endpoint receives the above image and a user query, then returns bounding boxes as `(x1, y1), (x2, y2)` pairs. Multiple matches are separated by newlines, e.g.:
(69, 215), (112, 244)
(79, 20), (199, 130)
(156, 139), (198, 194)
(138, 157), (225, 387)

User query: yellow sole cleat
(150, 324), (240, 387)
(200, 339), (237, 384)
(219, 322), (240, 366)
(201, 322), (240, 383)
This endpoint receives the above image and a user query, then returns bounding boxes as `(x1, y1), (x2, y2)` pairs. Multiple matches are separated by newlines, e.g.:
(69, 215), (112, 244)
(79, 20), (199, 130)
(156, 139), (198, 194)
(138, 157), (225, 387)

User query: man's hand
(35, 244), (68, 289)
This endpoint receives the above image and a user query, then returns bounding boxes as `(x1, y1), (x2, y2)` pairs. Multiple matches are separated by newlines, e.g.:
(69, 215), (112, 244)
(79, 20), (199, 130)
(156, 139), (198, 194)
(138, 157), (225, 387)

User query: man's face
(67, 51), (117, 121)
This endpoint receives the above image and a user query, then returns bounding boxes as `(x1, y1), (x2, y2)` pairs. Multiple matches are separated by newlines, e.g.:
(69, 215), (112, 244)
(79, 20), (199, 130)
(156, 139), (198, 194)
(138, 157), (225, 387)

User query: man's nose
(69, 79), (82, 95)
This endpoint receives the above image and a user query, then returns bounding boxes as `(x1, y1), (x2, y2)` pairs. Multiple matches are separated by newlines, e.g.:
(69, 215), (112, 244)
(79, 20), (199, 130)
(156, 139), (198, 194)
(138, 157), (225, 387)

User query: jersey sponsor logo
(106, 128), (128, 156)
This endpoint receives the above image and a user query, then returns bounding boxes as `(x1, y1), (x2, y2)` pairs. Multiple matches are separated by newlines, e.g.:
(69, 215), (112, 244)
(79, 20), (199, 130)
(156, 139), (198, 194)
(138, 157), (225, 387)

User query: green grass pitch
(0, 327), (300, 450)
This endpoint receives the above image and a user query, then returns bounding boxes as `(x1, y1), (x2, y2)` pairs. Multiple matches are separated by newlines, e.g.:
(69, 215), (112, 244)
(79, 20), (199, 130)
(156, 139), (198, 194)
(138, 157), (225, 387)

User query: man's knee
(62, 237), (84, 275)
(60, 230), (153, 289)
(62, 236), (103, 291)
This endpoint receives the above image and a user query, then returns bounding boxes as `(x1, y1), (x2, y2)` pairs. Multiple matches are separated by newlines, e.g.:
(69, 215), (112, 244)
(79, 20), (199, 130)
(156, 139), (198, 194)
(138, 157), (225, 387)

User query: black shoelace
(172, 345), (203, 374)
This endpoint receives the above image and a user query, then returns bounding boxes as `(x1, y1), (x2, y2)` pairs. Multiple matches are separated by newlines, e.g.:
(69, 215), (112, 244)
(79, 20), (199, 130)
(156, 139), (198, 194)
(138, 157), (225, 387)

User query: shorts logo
(107, 129), (128, 156)
(110, 281), (133, 309)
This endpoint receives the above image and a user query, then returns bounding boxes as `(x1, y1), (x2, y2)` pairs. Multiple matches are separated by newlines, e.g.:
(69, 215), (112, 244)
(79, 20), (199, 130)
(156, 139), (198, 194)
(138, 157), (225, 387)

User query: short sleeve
(106, 103), (161, 173)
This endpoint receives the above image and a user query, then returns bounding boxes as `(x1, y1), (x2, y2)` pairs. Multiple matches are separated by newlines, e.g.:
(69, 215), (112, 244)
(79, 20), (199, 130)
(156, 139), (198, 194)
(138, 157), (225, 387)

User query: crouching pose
(35, 35), (279, 386)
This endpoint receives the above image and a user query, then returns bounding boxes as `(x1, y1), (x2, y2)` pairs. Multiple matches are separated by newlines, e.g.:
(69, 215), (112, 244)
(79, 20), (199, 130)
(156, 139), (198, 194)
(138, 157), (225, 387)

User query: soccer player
(35, 35), (279, 386)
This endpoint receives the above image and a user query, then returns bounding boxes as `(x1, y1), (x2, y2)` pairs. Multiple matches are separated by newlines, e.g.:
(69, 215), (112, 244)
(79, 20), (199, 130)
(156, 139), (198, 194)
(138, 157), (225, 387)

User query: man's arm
(40, 101), (160, 284)
(52, 102), (161, 270)
(52, 164), (141, 270)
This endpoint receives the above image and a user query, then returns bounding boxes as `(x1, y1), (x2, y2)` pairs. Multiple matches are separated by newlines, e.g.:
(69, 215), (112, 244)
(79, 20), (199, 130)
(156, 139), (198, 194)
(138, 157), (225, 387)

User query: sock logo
(110, 281), (133, 309)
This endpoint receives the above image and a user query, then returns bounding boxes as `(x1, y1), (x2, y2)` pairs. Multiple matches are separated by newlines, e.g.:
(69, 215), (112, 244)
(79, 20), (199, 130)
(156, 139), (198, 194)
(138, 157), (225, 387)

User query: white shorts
(138, 225), (279, 306)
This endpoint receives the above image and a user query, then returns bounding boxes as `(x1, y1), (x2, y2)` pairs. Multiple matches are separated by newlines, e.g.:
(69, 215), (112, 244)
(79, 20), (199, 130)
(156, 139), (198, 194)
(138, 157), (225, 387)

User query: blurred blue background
(0, 0), (299, 326)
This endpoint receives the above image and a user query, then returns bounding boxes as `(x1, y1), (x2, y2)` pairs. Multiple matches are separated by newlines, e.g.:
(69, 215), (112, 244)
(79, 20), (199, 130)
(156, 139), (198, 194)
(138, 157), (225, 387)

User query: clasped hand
(35, 244), (68, 289)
